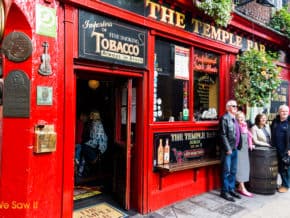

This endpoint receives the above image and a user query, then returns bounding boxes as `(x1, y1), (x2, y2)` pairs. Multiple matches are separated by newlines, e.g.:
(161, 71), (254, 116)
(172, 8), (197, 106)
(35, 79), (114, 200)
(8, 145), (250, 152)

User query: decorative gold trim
(0, 0), (4, 40)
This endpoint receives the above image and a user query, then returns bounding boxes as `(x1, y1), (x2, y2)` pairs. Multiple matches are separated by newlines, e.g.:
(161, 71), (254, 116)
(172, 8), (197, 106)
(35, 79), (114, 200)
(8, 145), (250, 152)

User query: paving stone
(129, 188), (290, 217)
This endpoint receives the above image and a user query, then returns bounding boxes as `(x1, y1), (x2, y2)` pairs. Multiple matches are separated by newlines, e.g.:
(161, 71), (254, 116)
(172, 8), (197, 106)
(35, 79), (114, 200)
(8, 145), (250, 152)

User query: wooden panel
(155, 158), (220, 173)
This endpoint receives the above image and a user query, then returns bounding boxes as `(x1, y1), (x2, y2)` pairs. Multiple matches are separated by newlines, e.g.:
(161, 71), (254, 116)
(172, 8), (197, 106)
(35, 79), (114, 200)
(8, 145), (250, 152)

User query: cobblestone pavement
(129, 188), (290, 218)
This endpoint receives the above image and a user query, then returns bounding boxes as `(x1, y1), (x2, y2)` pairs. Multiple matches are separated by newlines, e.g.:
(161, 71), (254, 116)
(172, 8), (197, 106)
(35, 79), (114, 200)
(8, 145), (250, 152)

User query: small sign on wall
(36, 4), (57, 38)
(37, 86), (53, 105)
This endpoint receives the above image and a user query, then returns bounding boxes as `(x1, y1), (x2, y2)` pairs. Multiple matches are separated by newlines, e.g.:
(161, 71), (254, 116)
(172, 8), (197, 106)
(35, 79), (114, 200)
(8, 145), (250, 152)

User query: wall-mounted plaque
(1, 31), (33, 62)
(3, 70), (30, 117)
(37, 86), (53, 105)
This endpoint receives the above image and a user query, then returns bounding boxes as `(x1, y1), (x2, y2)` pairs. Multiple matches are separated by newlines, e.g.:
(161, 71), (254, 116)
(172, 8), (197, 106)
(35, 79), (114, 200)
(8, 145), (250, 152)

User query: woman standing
(251, 113), (271, 147)
(236, 111), (254, 197)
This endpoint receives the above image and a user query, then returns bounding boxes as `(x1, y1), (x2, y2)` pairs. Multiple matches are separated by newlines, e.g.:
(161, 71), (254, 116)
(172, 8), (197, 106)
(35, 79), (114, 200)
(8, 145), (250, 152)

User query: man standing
(271, 104), (290, 193)
(219, 100), (241, 201)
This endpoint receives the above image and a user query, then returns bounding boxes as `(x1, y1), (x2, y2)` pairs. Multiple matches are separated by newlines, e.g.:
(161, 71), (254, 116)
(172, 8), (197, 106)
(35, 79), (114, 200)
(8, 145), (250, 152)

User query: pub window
(193, 48), (219, 121)
(154, 38), (190, 122)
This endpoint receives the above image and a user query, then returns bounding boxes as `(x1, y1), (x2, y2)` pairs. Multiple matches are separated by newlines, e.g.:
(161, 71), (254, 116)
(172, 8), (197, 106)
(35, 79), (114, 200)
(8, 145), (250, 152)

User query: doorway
(73, 74), (137, 213)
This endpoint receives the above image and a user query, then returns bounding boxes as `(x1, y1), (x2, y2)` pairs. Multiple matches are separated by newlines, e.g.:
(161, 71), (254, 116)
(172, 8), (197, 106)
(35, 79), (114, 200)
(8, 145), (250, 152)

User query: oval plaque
(1, 31), (33, 62)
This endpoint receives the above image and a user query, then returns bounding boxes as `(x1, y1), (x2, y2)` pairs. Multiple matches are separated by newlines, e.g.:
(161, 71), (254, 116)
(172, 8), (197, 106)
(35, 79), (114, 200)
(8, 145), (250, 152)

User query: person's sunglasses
(230, 105), (238, 108)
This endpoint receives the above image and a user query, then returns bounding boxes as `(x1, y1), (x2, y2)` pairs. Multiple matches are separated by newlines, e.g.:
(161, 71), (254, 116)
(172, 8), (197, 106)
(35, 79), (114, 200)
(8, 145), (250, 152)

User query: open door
(113, 78), (133, 210)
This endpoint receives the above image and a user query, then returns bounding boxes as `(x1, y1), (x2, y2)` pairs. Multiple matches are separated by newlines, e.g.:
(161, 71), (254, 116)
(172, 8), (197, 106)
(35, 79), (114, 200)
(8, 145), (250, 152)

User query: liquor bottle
(183, 104), (189, 121)
(163, 138), (170, 164)
(157, 139), (164, 165)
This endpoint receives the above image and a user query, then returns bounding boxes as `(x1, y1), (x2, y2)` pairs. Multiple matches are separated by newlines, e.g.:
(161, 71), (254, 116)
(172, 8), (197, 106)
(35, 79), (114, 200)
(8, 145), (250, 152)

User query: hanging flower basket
(232, 49), (281, 107)
(195, 0), (233, 27)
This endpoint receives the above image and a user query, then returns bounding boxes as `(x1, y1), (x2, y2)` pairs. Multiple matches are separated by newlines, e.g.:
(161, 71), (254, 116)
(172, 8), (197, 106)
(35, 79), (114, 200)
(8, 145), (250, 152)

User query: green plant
(269, 7), (290, 38)
(232, 49), (281, 107)
(196, 0), (233, 27)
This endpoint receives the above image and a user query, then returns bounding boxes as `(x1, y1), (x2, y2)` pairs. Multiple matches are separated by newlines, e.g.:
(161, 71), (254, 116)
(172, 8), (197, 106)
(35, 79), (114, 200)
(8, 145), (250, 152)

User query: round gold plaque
(0, 0), (4, 40)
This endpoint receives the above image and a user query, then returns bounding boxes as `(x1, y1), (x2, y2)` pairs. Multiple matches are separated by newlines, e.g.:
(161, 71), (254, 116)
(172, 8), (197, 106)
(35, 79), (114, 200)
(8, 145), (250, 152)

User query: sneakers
(278, 186), (288, 193)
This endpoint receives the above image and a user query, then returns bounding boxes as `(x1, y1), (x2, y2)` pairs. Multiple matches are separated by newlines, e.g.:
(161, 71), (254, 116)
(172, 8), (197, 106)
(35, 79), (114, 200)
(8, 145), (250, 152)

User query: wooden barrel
(248, 146), (278, 195)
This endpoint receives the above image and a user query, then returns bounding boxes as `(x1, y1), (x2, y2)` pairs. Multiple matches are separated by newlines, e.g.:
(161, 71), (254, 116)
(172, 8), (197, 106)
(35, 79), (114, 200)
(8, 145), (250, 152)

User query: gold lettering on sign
(236, 35), (243, 48)
(202, 23), (211, 38)
(175, 11), (186, 28)
(146, 0), (160, 19)
(160, 5), (175, 25)
(211, 27), (222, 41)
(146, 1), (266, 51)
(146, 0), (185, 28)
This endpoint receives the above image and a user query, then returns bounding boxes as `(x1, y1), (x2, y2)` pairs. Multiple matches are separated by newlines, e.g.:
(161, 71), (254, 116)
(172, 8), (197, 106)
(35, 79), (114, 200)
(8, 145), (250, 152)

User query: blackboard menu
(154, 130), (219, 166)
(270, 80), (289, 113)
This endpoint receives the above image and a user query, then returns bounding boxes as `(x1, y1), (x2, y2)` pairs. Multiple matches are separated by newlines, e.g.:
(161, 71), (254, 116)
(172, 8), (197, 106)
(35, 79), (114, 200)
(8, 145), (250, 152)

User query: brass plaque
(3, 70), (30, 117)
(34, 125), (56, 153)
(1, 31), (33, 62)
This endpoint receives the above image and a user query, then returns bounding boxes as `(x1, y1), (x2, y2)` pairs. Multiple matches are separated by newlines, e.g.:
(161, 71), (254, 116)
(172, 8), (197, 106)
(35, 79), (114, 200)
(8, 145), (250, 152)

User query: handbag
(282, 153), (290, 166)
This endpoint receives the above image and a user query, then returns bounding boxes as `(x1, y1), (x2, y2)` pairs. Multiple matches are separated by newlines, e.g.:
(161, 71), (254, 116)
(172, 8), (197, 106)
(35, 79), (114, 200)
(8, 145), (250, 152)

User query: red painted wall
(0, 1), (289, 217)
(0, 1), (65, 217)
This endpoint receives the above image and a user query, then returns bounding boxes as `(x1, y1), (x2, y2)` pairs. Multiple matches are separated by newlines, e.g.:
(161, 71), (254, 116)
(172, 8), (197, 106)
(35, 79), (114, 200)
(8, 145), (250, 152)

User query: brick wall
(236, 1), (272, 24)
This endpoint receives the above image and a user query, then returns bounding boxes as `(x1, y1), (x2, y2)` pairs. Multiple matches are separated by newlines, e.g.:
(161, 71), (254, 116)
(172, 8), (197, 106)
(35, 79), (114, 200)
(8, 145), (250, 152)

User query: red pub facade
(0, 0), (289, 217)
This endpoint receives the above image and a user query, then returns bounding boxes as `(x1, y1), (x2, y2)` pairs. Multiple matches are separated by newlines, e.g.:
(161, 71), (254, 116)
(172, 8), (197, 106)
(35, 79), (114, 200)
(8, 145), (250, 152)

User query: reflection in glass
(194, 49), (219, 121)
(154, 38), (189, 122)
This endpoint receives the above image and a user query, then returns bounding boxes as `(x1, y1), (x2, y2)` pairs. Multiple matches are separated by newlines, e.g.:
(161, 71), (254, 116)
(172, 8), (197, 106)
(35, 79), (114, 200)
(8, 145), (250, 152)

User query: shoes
(220, 192), (235, 202)
(237, 189), (253, 197)
(278, 186), (288, 193)
(229, 190), (241, 199)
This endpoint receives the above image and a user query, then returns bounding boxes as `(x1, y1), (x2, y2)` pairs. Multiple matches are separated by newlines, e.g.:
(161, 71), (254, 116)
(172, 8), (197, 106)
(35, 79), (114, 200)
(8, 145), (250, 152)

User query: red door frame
(63, 5), (144, 213)
(125, 79), (132, 209)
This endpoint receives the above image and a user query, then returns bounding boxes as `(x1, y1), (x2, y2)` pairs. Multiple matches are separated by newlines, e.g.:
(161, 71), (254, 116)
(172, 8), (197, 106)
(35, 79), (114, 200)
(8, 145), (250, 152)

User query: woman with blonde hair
(236, 111), (254, 197)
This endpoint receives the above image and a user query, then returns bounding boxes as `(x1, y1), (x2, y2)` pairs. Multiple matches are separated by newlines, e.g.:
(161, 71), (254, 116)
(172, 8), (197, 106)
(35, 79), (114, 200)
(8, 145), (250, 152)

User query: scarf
(239, 121), (254, 150)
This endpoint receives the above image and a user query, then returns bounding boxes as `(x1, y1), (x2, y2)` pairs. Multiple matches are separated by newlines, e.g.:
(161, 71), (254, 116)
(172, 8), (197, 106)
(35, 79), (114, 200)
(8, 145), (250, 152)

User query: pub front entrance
(73, 71), (142, 214)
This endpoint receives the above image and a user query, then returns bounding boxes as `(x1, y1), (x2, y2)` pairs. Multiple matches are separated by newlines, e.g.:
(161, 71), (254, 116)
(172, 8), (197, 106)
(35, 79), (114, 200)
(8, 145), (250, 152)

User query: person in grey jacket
(219, 99), (241, 202)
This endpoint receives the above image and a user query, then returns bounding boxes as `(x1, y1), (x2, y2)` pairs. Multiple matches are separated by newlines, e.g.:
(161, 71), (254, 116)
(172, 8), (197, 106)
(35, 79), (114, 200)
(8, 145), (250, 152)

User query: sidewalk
(129, 188), (290, 218)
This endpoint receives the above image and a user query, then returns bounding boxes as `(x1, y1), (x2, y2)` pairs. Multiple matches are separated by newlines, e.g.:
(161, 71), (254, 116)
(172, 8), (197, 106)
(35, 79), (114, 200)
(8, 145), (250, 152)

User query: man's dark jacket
(271, 115), (290, 155)
(219, 112), (237, 152)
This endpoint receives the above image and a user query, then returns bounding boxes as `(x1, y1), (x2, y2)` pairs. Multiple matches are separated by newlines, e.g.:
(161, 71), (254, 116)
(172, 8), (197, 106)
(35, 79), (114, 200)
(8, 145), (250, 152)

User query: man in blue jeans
(219, 100), (241, 202)
(271, 104), (290, 193)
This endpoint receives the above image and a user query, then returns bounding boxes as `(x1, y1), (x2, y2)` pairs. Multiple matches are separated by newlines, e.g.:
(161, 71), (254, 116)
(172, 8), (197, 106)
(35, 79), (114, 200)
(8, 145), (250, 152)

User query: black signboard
(3, 70), (30, 117)
(78, 10), (147, 68)
(270, 80), (289, 114)
(100, 0), (145, 15)
(154, 130), (219, 166)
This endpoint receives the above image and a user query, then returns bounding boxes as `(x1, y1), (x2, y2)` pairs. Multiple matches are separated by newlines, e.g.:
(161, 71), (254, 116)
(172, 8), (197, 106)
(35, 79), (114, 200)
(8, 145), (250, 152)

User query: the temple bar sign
(78, 10), (147, 68)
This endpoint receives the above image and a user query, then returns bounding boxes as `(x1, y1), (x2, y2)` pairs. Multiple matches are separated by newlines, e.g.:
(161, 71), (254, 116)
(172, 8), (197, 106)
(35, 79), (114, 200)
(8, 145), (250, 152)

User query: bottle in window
(163, 138), (170, 164)
(182, 103), (189, 121)
(157, 138), (164, 165)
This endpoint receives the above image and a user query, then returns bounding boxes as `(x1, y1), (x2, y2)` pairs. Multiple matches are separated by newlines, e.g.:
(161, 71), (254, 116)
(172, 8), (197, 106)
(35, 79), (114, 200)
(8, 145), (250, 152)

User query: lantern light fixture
(88, 80), (100, 90)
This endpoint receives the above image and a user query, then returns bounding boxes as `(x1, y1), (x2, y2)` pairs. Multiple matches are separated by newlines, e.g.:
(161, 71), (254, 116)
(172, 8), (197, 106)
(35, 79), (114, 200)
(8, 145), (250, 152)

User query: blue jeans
(75, 144), (82, 163)
(221, 149), (238, 193)
(278, 153), (290, 188)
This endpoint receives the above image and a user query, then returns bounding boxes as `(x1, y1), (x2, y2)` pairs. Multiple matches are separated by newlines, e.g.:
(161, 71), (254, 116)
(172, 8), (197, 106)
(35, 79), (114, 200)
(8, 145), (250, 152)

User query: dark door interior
(74, 75), (134, 211)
